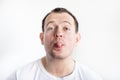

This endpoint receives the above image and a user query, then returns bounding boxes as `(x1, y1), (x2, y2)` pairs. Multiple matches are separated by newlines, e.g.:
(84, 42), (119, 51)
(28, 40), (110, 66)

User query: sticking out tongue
(54, 43), (63, 48)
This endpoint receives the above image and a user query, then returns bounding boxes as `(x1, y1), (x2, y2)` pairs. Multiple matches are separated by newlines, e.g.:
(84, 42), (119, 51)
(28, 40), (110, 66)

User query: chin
(50, 53), (69, 60)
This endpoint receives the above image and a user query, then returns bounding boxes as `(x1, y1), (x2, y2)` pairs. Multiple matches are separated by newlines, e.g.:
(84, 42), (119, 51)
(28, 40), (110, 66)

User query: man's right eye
(47, 26), (54, 31)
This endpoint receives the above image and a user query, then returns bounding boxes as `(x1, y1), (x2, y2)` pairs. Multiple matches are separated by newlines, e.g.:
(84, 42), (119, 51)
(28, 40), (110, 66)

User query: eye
(48, 27), (53, 30)
(47, 26), (54, 31)
(63, 26), (70, 31)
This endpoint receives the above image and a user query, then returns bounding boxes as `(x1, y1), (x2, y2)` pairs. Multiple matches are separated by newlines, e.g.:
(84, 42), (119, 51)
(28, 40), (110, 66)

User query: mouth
(53, 42), (64, 50)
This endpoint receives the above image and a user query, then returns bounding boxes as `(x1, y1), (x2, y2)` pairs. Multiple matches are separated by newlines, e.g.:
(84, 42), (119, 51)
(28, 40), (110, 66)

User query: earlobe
(40, 33), (44, 45)
(76, 33), (81, 44)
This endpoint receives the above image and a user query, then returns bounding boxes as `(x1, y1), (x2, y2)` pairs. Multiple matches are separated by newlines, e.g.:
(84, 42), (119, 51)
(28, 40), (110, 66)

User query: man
(7, 7), (102, 80)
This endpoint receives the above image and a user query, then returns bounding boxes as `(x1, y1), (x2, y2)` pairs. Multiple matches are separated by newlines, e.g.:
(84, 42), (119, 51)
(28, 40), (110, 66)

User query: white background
(0, 0), (120, 80)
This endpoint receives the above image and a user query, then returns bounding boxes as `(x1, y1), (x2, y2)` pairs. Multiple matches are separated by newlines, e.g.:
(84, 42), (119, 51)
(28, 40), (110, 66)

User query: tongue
(54, 43), (62, 48)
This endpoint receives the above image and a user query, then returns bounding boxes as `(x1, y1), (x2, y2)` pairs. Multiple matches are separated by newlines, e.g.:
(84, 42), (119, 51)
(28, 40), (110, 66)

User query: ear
(75, 33), (81, 45)
(39, 33), (44, 45)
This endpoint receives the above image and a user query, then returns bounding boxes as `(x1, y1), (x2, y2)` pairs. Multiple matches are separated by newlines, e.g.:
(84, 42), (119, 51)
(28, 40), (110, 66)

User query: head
(40, 7), (80, 60)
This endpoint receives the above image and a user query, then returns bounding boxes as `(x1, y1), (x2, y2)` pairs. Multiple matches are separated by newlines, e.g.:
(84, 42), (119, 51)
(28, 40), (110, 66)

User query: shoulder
(75, 61), (103, 80)
(17, 59), (40, 73)
(7, 59), (41, 80)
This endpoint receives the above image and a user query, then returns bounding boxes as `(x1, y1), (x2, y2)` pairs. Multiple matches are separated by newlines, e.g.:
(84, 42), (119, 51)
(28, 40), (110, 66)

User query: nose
(55, 27), (63, 38)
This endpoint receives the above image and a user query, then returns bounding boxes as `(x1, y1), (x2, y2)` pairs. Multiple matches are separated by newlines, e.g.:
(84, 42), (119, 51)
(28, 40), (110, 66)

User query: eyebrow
(61, 21), (71, 25)
(46, 21), (55, 27)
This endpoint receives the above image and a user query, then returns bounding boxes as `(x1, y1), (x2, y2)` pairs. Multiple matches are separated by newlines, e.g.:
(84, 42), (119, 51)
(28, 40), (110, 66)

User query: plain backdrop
(0, 0), (120, 80)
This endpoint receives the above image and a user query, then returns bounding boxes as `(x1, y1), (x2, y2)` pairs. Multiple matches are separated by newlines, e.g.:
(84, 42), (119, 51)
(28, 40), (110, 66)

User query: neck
(42, 56), (75, 77)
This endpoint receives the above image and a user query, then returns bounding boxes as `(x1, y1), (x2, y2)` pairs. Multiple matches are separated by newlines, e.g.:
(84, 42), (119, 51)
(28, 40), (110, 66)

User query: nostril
(55, 34), (62, 37)
(55, 35), (58, 37)
(60, 35), (62, 37)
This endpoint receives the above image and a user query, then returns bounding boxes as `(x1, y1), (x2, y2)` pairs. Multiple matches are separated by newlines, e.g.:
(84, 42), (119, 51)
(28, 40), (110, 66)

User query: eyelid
(47, 26), (54, 29)
(63, 26), (70, 31)
(46, 25), (55, 31)
(61, 22), (71, 28)
(47, 23), (55, 28)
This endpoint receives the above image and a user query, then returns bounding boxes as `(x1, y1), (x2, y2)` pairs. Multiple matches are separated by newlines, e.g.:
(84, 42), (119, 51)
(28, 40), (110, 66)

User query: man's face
(40, 12), (80, 59)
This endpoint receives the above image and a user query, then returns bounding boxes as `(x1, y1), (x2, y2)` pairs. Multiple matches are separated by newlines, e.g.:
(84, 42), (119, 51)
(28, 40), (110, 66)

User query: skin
(40, 12), (80, 77)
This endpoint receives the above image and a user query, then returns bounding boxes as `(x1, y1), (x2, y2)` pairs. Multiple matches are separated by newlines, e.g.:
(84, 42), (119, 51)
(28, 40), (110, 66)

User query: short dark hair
(42, 7), (79, 33)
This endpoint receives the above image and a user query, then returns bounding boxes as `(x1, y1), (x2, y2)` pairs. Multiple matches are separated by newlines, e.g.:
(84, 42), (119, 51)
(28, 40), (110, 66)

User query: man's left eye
(64, 27), (70, 31)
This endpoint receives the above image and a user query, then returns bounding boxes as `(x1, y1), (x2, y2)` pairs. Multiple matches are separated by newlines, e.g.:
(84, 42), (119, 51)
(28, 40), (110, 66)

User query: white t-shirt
(7, 59), (102, 80)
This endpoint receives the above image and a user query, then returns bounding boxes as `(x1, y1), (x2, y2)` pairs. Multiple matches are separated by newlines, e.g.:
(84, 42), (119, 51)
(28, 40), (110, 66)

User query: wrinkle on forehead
(46, 20), (72, 27)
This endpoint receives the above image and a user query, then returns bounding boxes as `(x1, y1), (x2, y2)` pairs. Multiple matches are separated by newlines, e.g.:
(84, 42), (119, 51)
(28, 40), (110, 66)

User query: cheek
(44, 34), (53, 45)
(65, 34), (76, 45)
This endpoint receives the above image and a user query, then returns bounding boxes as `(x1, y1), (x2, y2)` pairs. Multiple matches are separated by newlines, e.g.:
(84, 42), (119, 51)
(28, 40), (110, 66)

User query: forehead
(44, 12), (75, 25)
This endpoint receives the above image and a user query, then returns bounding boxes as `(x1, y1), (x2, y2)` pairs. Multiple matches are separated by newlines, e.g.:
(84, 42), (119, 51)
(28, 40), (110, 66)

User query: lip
(53, 42), (64, 50)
